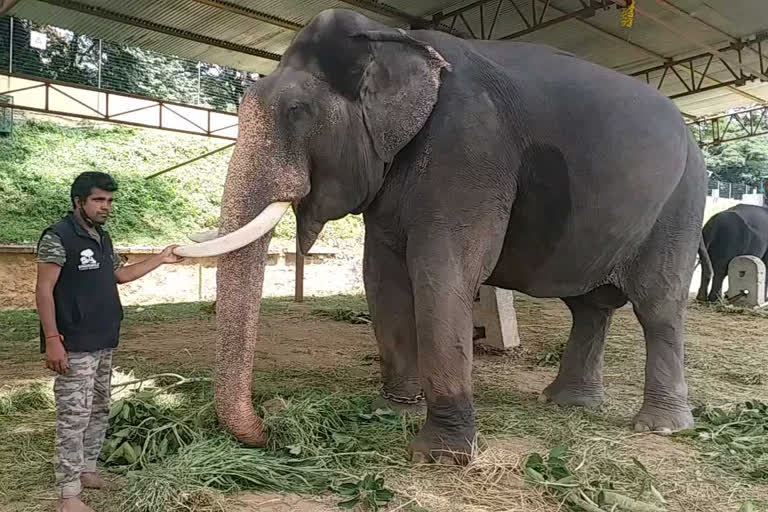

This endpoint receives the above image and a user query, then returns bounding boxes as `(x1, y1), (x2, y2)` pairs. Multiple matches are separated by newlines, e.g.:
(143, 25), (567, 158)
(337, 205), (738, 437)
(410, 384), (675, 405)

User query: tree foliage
(704, 137), (768, 188)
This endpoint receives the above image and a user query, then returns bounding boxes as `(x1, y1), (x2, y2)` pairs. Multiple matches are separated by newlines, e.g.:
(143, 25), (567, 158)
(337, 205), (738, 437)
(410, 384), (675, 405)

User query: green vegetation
(0, 119), (364, 245)
(3, 296), (768, 511)
(678, 401), (768, 483)
(705, 137), (768, 188)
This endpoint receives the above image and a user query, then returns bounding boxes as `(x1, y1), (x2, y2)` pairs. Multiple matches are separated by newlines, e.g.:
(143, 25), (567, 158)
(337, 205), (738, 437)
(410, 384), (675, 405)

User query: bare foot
(80, 472), (106, 489)
(56, 496), (95, 512)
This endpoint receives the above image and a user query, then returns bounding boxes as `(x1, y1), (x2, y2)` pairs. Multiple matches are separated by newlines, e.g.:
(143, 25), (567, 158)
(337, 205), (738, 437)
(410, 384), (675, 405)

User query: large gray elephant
(173, 8), (707, 463)
(696, 204), (768, 302)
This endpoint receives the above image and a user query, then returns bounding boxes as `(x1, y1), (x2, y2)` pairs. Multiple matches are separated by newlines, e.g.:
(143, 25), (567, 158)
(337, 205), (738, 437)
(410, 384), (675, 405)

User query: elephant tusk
(188, 229), (219, 243)
(173, 202), (290, 258)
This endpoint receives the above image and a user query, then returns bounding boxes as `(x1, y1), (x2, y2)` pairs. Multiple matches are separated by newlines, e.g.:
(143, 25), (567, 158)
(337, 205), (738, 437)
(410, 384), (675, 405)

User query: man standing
(35, 171), (184, 512)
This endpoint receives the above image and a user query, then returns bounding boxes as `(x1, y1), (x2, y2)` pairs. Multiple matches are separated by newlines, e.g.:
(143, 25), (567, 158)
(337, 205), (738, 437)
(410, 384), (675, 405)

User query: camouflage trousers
(53, 349), (113, 498)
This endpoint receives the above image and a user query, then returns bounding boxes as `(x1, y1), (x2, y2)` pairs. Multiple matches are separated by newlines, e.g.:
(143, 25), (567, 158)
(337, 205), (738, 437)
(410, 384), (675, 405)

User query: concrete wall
(0, 244), (354, 310)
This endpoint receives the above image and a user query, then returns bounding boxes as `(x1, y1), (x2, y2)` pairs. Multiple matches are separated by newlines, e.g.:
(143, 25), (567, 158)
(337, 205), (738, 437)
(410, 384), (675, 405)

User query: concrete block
(472, 285), (521, 350)
(727, 255), (766, 307)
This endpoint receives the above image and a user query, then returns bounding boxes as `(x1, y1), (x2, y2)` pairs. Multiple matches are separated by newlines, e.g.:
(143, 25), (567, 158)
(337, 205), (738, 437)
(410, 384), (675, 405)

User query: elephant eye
(286, 102), (310, 119)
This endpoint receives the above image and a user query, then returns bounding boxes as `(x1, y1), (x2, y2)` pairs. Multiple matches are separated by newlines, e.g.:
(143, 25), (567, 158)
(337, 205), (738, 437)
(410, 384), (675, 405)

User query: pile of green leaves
(334, 474), (395, 511)
(105, 381), (418, 511)
(101, 391), (202, 469)
(523, 446), (667, 512)
(536, 342), (565, 367)
(312, 308), (372, 325)
(262, 393), (419, 462)
(678, 401), (768, 481)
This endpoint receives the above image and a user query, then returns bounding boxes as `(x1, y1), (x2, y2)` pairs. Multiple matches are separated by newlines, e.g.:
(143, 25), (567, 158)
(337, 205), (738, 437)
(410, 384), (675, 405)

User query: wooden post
(294, 237), (304, 302)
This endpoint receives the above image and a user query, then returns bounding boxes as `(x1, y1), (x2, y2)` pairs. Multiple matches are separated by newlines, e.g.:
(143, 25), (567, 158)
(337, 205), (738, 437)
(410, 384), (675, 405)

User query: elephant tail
(696, 234), (713, 301)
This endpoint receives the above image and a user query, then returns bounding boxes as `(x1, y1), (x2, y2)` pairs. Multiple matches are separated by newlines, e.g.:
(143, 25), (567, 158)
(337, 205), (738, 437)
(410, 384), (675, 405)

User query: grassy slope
(0, 118), (364, 246)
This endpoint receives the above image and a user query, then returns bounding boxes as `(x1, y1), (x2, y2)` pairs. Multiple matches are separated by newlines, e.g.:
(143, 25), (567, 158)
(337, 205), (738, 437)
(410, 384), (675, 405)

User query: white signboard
(30, 30), (48, 50)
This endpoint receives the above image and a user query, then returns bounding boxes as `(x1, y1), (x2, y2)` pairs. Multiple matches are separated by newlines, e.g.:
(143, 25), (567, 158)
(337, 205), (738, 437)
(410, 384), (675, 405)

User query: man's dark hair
(70, 171), (118, 207)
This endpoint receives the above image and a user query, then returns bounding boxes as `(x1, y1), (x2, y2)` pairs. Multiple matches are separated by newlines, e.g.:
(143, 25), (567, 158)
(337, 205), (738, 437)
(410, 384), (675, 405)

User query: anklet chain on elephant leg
(381, 390), (426, 404)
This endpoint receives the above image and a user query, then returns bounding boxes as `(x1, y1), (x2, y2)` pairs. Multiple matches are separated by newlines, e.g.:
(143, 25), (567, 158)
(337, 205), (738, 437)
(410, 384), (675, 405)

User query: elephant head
(173, 9), (451, 446)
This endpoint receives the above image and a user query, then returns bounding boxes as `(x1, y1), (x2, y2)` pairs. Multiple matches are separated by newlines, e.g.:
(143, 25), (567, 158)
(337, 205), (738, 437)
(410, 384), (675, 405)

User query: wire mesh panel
(11, 18), (99, 86)
(199, 63), (259, 113)
(0, 15), (260, 113)
(100, 40), (199, 104)
(0, 94), (12, 135)
(732, 183), (747, 200)
(0, 18), (9, 72)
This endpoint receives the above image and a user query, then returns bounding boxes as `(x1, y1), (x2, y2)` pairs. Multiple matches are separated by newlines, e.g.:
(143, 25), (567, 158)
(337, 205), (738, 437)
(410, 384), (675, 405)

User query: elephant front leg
(363, 239), (424, 415)
(407, 265), (477, 464)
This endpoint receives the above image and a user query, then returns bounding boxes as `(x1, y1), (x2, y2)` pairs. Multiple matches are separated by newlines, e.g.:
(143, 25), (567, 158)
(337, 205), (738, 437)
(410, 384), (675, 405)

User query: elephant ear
(352, 29), (452, 163)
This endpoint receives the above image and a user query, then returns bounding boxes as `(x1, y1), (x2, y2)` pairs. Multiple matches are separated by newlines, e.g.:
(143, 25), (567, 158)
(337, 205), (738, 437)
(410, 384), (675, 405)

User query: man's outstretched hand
(160, 245), (185, 264)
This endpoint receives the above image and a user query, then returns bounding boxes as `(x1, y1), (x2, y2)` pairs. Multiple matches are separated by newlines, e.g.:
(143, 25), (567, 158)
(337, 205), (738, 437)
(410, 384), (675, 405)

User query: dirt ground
(3, 294), (768, 511)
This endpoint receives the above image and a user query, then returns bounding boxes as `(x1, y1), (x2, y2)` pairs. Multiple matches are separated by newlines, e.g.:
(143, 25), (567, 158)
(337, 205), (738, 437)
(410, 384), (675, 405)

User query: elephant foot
(407, 421), (475, 465)
(539, 379), (603, 408)
(695, 292), (708, 302)
(371, 395), (427, 416)
(632, 403), (693, 435)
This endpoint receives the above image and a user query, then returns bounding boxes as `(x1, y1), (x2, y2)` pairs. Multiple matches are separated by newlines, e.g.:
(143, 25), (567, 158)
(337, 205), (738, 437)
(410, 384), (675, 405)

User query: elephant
(696, 204), (768, 302)
(171, 8), (708, 463)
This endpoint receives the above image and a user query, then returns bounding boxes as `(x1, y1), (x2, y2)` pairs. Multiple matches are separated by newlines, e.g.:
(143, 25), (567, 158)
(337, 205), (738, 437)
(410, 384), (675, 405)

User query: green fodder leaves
(105, 379), (413, 511)
(261, 392), (419, 463)
(523, 446), (667, 512)
(678, 400), (768, 481)
(101, 391), (202, 470)
(334, 473), (395, 511)
(122, 437), (335, 512)
(0, 382), (54, 415)
(311, 308), (372, 325)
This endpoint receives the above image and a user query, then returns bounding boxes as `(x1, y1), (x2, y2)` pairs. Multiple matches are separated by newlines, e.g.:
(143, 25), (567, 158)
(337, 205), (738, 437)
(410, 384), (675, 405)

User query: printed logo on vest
(78, 248), (100, 270)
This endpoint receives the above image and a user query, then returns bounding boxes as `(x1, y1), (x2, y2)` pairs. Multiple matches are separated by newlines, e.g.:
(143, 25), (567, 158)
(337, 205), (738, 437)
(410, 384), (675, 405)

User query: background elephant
(697, 204), (768, 302)
(173, 8), (707, 463)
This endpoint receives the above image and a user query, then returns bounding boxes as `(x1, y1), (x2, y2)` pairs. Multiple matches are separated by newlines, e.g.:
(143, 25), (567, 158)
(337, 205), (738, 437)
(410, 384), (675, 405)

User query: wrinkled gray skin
(696, 204), (768, 302)
(212, 8), (707, 463)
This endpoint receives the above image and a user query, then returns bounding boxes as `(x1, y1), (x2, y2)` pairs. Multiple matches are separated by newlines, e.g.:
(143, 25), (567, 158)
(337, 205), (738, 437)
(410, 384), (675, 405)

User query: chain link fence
(0, 15), (259, 113)
(707, 176), (764, 200)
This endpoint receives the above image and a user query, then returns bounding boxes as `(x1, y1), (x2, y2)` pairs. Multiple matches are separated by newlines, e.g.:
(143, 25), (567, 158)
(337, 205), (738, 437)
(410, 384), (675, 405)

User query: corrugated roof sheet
(8, 0), (768, 117)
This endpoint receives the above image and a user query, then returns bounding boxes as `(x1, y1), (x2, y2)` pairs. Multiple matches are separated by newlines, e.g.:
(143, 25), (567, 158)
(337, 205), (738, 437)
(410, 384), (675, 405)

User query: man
(35, 171), (184, 512)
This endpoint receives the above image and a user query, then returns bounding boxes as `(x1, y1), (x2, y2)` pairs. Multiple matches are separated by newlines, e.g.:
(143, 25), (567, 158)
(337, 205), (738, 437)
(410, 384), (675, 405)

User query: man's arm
(35, 231), (69, 374)
(36, 262), (69, 374)
(114, 245), (184, 284)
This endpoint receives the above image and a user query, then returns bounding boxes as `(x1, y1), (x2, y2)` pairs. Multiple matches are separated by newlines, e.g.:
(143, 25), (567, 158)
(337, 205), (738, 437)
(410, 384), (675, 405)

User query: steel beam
(687, 104), (768, 146)
(0, 71), (239, 140)
(550, 1), (768, 105)
(145, 143), (235, 180)
(431, 0), (614, 41)
(36, 0), (282, 62)
(188, 0), (303, 31)
(336, 0), (434, 29)
(631, 33), (768, 99)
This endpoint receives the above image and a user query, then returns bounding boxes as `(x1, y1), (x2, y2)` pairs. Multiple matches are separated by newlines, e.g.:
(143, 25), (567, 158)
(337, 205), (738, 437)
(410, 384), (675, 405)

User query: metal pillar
(295, 238), (304, 302)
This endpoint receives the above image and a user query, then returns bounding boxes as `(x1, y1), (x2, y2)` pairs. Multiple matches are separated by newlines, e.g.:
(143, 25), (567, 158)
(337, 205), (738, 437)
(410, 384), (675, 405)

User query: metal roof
(7, 0), (768, 118)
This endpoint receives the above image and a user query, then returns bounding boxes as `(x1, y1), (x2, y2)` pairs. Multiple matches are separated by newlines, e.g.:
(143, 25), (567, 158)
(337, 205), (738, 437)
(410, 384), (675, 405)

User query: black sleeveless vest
(38, 214), (123, 353)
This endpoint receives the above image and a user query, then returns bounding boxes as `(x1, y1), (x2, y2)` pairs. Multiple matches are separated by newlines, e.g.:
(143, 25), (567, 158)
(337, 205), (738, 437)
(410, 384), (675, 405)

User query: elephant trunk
(171, 93), (310, 445)
(214, 231), (271, 446)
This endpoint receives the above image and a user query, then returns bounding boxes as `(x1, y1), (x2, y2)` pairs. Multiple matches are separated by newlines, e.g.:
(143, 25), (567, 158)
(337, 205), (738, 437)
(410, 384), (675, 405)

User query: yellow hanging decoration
(621, 0), (635, 28)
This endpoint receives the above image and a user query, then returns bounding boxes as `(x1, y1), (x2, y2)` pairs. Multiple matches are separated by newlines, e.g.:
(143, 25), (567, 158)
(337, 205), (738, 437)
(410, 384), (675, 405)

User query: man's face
(77, 187), (114, 225)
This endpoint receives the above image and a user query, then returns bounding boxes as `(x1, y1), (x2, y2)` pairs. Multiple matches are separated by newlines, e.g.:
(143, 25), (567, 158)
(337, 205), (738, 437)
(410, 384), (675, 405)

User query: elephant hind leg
(696, 253), (712, 302)
(541, 285), (626, 408)
(707, 267), (727, 302)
